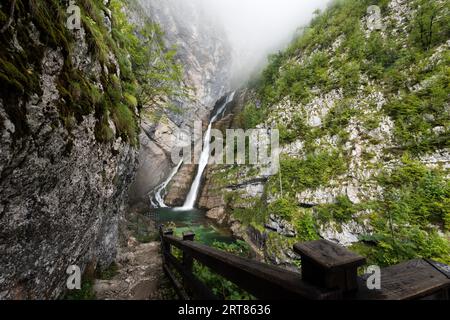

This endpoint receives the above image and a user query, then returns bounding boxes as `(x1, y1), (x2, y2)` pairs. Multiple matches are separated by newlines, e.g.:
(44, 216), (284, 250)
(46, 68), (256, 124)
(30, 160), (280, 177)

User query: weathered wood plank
(425, 259), (450, 279)
(182, 232), (195, 291)
(356, 259), (450, 300)
(293, 240), (366, 270)
(294, 240), (365, 292)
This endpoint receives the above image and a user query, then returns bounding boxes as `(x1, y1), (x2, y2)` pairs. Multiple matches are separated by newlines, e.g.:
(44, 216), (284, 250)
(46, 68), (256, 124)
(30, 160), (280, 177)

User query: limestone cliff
(129, 0), (232, 203)
(0, 0), (231, 298)
(0, 0), (154, 299)
(200, 0), (450, 268)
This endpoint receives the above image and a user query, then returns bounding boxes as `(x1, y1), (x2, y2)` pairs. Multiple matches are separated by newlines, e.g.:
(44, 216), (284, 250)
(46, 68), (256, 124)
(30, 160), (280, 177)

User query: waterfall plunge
(180, 92), (235, 210)
(151, 159), (183, 208)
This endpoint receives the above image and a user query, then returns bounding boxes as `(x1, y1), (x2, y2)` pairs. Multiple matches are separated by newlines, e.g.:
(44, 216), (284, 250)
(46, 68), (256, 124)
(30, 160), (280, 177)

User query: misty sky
(200, 0), (331, 82)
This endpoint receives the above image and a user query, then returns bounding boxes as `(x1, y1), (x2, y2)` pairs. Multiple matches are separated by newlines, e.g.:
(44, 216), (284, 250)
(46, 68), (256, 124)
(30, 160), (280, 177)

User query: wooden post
(182, 232), (195, 296)
(182, 232), (195, 272)
(160, 226), (173, 259)
(294, 240), (366, 295)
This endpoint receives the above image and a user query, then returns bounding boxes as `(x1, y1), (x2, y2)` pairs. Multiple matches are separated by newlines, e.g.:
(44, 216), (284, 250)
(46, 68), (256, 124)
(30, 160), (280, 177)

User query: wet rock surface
(265, 215), (297, 238)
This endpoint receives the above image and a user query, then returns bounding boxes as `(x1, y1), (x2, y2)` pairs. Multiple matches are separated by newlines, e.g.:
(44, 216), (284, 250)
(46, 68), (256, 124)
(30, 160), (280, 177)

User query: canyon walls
(200, 0), (450, 268)
(129, 0), (232, 204)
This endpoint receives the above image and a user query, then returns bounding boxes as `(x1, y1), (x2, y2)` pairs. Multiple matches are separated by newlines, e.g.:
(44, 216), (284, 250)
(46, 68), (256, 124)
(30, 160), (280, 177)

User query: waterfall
(150, 159), (183, 208)
(180, 92), (236, 210)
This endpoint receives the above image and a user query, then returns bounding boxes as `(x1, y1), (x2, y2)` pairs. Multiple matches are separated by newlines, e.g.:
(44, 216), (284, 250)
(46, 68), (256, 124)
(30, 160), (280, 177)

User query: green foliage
(212, 240), (252, 257)
(227, 193), (268, 226)
(338, 61), (360, 94)
(351, 157), (450, 266)
(236, 0), (450, 271)
(409, 0), (450, 51)
(378, 155), (450, 227)
(323, 99), (360, 141)
(256, 0), (393, 106)
(294, 210), (320, 242)
(194, 241), (254, 300)
(268, 197), (299, 221)
(384, 61), (450, 154)
(269, 152), (347, 196)
(234, 102), (266, 129)
(357, 224), (450, 266)
(110, 1), (187, 107)
(64, 280), (96, 300)
(0, 0), (186, 144)
(259, 51), (330, 105)
(315, 195), (359, 223)
(278, 124), (298, 145)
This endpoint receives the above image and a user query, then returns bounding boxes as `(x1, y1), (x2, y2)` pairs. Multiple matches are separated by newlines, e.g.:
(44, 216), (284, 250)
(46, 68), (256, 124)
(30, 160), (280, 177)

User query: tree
(410, 0), (450, 51)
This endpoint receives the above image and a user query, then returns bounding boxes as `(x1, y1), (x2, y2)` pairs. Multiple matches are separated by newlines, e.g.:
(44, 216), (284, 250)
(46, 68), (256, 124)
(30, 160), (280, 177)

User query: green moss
(64, 279), (96, 300)
(80, 11), (110, 65)
(124, 92), (138, 108)
(1, 0), (185, 145)
(112, 102), (137, 145)
(29, 0), (72, 50)
(95, 109), (115, 143)
(0, 58), (28, 93)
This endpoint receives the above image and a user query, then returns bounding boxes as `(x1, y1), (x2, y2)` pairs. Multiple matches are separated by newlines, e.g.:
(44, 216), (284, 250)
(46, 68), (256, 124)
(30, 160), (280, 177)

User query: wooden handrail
(160, 227), (340, 300)
(159, 226), (450, 300)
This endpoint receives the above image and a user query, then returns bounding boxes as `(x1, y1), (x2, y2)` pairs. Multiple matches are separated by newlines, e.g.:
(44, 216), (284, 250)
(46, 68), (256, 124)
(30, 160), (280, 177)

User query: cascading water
(150, 159), (183, 208)
(148, 92), (237, 244)
(180, 91), (235, 210)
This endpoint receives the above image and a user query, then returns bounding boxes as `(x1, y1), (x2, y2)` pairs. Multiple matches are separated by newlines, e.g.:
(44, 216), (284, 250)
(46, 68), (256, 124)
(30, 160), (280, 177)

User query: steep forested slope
(202, 0), (450, 267)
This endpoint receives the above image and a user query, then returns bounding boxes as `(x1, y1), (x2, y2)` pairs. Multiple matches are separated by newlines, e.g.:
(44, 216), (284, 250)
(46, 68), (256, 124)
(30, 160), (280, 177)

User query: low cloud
(200, 0), (331, 84)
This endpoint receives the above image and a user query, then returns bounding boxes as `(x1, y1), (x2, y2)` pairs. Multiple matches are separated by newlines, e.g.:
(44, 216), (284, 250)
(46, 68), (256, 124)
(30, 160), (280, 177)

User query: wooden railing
(159, 226), (450, 300)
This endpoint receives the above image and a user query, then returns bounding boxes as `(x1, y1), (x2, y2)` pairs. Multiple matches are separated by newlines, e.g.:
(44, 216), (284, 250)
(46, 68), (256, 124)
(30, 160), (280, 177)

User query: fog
(199, 0), (331, 84)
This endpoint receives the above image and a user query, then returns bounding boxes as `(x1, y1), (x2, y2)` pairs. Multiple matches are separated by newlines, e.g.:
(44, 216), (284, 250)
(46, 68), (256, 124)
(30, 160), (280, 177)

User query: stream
(150, 92), (236, 245)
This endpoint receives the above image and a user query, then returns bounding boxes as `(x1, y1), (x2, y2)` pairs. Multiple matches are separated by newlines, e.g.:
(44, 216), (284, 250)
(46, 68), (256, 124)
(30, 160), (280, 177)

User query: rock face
(265, 215), (297, 238)
(129, 0), (232, 204)
(164, 164), (196, 207)
(198, 0), (450, 267)
(0, 3), (137, 299)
